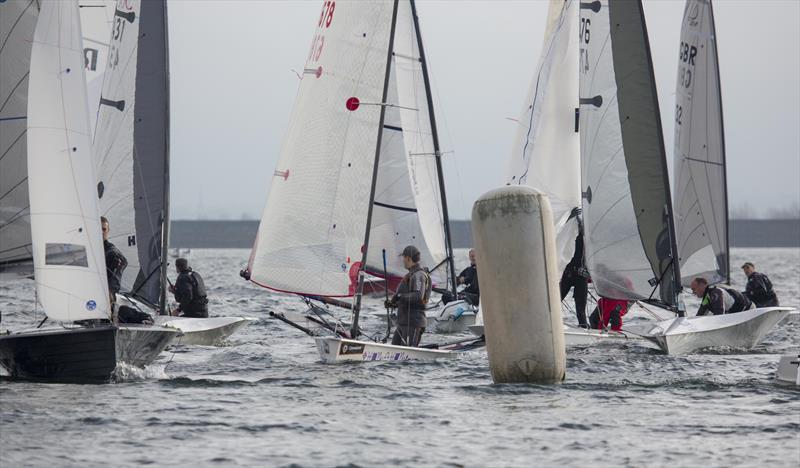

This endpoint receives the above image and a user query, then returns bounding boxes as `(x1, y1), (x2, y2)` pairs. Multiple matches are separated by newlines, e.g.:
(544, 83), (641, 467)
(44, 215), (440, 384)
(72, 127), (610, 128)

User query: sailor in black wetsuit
(559, 211), (588, 327)
(690, 277), (754, 316)
(101, 216), (128, 301)
(169, 258), (209, 318)
(441, 249), (480, 306)
(741, 262), (779, 307)
(385, 245), (431, 347)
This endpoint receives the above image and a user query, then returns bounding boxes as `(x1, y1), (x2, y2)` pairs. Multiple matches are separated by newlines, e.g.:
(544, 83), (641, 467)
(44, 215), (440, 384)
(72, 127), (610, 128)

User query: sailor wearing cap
(385, 245), (431, 347)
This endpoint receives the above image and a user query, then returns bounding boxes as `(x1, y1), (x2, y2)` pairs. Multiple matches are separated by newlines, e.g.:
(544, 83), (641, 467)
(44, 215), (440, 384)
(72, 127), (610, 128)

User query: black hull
(0, 327), (117, 382)
(0, 325), (177, 383)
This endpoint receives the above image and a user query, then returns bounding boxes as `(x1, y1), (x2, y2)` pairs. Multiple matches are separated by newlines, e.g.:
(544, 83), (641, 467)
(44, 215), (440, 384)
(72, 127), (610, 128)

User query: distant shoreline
(170, 219), (800, 249)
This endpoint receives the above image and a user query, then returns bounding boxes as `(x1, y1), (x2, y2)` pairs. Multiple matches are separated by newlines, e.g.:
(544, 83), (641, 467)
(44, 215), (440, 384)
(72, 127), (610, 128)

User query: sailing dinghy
(632, 0), (796, 354)
(88, 0), (252, 345)
(243, 0), (480, 362)
(0, 0), (176, 382)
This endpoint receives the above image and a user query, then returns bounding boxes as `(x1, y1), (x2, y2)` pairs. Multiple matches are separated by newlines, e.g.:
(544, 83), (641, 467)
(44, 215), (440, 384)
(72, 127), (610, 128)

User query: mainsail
(673, 0), (729, 286)
(507, 0), (581, 271)
(79, 0), (116, 133)
(27, 0), (110, 321)
(92, 0), (171, 309)
(248, 1), (454, 302)
(0, 0), (39, 274)
(578, 0), (680, 307)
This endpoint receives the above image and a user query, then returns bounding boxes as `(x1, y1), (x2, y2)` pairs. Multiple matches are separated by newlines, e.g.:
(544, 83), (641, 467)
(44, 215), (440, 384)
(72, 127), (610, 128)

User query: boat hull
(642, 307), (795, 355)
(776, 354), (799, 385)
(315, 337), (459, 364)
(0, 324), (177, 382)
(154, 316), (253, 346)
(429, 300), (478, 334)
(468, 324), (644, 346)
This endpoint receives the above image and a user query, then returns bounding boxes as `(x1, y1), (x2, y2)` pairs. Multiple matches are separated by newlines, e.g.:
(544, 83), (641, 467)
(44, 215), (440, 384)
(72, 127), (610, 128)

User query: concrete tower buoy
(471, 186), (566, 383)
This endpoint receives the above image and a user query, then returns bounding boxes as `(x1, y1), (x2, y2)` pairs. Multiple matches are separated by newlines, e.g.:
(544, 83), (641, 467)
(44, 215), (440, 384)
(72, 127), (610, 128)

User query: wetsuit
(174, 269), (209, 318)
(391, 264), (431, 347)
(103, 239), (128, 296)
(696, 285), (753, 316)
(744, 272), (779, 307)
(560, 231), (588, 326)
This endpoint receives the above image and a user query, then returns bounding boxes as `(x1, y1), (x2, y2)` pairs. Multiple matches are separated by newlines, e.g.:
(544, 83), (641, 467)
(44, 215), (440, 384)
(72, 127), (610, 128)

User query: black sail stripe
(373, 201), (417, 213)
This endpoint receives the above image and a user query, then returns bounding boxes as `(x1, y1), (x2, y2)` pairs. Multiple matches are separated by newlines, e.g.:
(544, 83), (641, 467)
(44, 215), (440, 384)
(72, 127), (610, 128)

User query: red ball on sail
(345, 97), (360, 111)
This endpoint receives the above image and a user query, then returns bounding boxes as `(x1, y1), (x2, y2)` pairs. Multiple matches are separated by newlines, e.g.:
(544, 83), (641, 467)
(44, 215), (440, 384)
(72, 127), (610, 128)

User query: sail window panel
(44, 243), (89, 267)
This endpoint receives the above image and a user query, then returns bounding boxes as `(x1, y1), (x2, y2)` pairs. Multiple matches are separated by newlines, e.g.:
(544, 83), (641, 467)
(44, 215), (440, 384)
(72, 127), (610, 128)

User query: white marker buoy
(472, 186), (566, 383)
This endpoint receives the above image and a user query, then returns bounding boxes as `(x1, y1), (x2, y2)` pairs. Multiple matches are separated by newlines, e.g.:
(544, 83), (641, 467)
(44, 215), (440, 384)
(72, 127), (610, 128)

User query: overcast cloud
(167, 0), (800, 220)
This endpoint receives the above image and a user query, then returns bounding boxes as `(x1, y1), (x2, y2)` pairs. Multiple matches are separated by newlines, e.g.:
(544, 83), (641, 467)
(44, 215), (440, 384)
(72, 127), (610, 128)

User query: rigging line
(0, 177), (27, 202)
(586, 191), (630, 239)
(0, 72), (30, 115)
(0, 205), (30, 230)
(518, 0), (572, 183)
(684, 155), (723, 167)
(373, 201), (417, 213)
(646, 257), (675, 301)
(0, 242), (32, 255)
(0, 0), (35, 55)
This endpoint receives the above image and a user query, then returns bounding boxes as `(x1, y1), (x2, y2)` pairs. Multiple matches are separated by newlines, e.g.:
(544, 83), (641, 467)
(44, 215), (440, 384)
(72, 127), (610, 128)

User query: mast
(636, 0), (682, 305)
(158, 0), (172, 313)
(351, 0), (401, 338)
(708, 0), (730, 285)
(409, 0), (457, 296)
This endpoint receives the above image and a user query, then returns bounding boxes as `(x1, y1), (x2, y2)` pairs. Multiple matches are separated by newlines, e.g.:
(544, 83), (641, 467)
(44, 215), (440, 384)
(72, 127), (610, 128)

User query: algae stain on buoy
(471, 186), (566, 384)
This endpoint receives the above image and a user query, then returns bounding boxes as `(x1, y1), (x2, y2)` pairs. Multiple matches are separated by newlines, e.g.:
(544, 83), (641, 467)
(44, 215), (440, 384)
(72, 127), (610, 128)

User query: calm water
(1, 248), (798, 467)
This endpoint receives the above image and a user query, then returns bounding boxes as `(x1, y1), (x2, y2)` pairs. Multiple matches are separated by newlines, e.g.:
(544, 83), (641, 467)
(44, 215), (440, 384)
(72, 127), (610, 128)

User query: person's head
(468, 249), (476, 266)
(741, 262), (755, 277)
(100, 216), (109, 241)
(690, 277), (708, 298)
(175, 257), (190, 273)
(400, 245), (420, 270)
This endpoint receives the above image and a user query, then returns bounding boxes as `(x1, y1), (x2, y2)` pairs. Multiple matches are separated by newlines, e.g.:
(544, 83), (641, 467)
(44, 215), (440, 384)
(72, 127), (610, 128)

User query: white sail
(578, 0), (679, 306)
(79, 0), (116, 133)
(247, 2), (396, 297)
(673, 0), (728, 286)
(92, 0), (170, 307)
(365, 65), (441, 285)
(392, 0), (448, 273)
(507, 0), (581, 271)
(27, 0), (110, 321)
(0, 0), (39, 273)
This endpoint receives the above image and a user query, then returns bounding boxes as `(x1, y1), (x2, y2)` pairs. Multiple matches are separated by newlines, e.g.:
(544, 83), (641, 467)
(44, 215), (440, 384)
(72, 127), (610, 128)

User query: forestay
(0, 0), (40, 274)
(672, 0), (728, 286)
(27, 0), (110, 321)
(92, 0), (170, 308)
(578, 0), (680, 306)
(507, 0), (581, 271)
(247, 2), (396, 297)
(79, 0), (116, 133)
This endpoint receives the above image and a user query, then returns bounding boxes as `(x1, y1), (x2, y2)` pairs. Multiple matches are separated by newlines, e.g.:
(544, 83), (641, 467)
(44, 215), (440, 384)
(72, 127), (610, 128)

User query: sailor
(690, 277), (754, 316)
(442, 249), (480, 306)
(588, 296), (627, 332)
(101, 216), (128, 301)
(169, 257), (209, 318)
(559, 212), (589, 327)
(385, 245), (431, 347)
(741, 262), (779, 307)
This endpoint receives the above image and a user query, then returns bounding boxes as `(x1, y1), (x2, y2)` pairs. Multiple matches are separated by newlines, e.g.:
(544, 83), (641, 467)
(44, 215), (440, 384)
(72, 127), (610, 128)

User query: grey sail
(92, 0), (170, 308)
(578, 0), (680, 307)
(0, 0), (39, 275)
(673, 0), (728, 286)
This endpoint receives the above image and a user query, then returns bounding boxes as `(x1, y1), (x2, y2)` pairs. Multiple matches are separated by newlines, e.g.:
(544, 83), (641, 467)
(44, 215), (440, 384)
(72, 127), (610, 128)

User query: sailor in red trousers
(589, 297), (628, 332)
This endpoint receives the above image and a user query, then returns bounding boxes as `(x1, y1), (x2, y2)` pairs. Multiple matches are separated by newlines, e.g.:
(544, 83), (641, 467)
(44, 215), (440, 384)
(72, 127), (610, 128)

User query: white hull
(776, 354), (800, 385)
(468, 324), (644, 347)
(639, 307), (795, 355)
(315, 337), (459, 364)
(428, 300), (478, 334)
(154, 316), (254, 346)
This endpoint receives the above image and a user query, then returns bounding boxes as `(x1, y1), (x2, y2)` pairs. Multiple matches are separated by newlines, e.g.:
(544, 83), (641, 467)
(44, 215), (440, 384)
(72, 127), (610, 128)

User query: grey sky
(168, 0), (800, 220)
